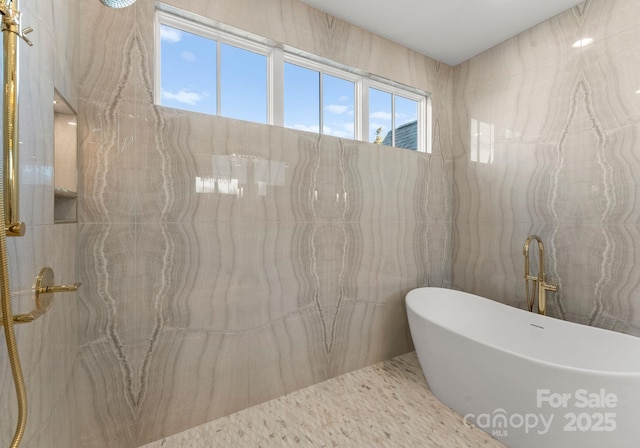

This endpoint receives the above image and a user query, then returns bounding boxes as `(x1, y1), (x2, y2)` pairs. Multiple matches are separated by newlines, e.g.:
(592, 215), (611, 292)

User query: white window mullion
(358, 77), (368, 142)
(319, 72), (324, 135)
(391, 93), (396, 147)
(216, 41), (221, 116)
(154, 12), (162, 106)
(424, 96), (432, 153)
(270, 48), (284, 126)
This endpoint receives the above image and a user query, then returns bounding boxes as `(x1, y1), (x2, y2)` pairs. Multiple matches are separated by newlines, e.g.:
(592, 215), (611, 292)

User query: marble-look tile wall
(74, 0), (452, 446)
(0, 0), (79, 446)
(452, 0), (640, 335)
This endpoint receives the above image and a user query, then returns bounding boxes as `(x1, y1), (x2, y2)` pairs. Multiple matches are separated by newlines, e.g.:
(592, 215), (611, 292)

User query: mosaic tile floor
(141, 352), (504, 447)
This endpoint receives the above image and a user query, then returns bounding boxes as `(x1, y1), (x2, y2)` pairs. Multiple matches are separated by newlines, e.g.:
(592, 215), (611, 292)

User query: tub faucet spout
(523, 235), (557, 315)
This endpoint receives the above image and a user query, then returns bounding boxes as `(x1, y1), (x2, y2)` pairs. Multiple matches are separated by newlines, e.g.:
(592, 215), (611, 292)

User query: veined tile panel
(18, 2), (55, 227)
(80, 84), (452, 227)
(16, 226), (79, 448)
(489, 6), (582, 79)
(77, 98), (138, 223)
(77, 206), (447, 446)
(52, 0), (78, 107)
(0, 226), (80, 446)
(135, 222), (321, 334)
(136, 111), (338, 224)
(77, 224), (137, 344)
(579, 27), (640, 131)
(76, 0), (452, 445)
(452, 0), (640, 337)
(76, 341), (138, 448)
(579, 0), (640, 44)
(338, 140), (451, 224)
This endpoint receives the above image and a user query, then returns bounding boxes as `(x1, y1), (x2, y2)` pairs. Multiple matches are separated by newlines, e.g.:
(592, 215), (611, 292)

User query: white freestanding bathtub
(406, 287), (640, 448)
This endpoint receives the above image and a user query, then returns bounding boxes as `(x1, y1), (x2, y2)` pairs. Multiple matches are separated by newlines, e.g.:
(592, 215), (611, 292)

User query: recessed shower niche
(53, 90), (78, 223)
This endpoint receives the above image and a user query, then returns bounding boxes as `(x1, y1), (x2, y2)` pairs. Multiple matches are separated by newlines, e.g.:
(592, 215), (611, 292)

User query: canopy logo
(463, 409), (553, 437)
(463, 388), (618, 437)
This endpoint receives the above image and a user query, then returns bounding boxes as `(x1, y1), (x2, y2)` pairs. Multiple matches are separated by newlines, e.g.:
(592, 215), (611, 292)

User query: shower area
(3, 0), (640, 446)
(1, 0), (452, 446)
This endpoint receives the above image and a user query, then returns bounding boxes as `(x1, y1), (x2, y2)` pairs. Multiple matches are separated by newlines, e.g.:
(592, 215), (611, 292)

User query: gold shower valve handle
(35, 266), (80, 301)
(0, 267), (81, 325)
(31, 267), (80, 322)
(37, 283), (80, 294)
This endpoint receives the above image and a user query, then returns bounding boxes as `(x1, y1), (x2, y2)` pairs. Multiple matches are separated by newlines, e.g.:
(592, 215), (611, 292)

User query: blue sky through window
(220, 44), (267, 123)
(160, 22), (422, 149)
(160, 24), (216, 114)
(369, 88), (392, 143)
(323, 74), (354, 139)
(284, 63), (320, 132)
(284, 64), (355, 138)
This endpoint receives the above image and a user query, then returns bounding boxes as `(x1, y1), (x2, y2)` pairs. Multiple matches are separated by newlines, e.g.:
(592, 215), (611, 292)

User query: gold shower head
(100, 0), (136, 8)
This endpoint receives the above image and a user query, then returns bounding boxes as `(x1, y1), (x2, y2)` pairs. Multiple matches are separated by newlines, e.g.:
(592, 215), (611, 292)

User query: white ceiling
(300, 0), (584, 66)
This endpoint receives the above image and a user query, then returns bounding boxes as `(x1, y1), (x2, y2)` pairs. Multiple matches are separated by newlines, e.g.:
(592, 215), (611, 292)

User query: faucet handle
(20, 26), (33, 46)
(543, 279), (558, 292)
(37, 283), (80, 294)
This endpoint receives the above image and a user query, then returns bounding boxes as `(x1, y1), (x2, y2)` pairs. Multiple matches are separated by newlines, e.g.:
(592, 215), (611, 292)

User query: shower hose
(0, 165), (27, 446)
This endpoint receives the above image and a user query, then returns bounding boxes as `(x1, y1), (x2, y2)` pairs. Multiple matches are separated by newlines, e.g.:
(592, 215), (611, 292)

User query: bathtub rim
(406, 287), (640, 378)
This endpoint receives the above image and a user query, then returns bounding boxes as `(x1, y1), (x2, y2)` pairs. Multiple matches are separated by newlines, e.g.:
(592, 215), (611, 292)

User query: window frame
(155, 6), (431, 153)
(281, 54), (361, 140)
(155, 11), (272, 122)
(368, 80), (428, 150)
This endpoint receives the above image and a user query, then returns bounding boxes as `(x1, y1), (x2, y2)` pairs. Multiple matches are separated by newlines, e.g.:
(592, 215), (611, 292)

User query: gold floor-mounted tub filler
(523, 235), (558, 315)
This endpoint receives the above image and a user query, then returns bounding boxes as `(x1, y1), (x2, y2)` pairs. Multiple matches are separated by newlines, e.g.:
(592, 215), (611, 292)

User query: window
(283, 60), (356, 139)
(156, 7), (430, 152)
(159, 24), (216, 115)
(370, 86), (421, 150)
(157, 15), (270, 124)
(369, 88), (392, 144)
(220, 44), (267, 123)
(284, 63), (320, 133)
(323, 74), (355, 139)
